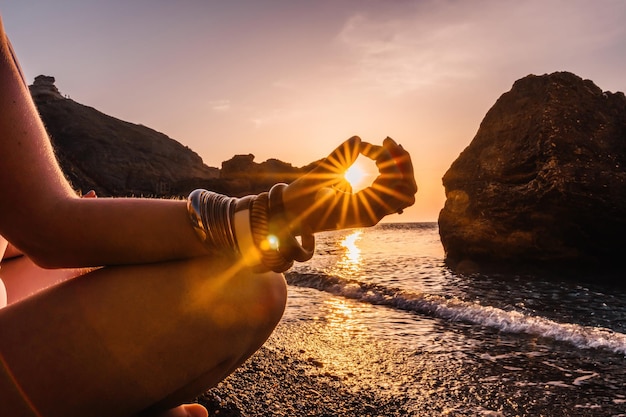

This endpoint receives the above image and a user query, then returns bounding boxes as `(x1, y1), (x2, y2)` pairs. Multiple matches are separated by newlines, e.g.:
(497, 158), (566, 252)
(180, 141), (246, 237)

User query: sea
(279, 222), (626, 416)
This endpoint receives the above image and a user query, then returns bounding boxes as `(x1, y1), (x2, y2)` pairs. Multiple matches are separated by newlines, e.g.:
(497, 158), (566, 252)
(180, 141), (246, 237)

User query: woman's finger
(383, 139), (418, 195)
(354, 137), (417, 216)
(313, 136), (361, 175)
(361, 139), (402, 177)
(360, 141), (383, 160)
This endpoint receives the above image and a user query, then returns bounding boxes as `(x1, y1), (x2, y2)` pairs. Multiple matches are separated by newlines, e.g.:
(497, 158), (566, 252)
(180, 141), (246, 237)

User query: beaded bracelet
(250, 193), (294, 272)
(268, 183), (315, 263)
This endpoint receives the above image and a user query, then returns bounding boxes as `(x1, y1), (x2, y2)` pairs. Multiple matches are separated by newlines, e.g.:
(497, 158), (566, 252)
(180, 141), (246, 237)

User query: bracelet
(233, 196), (264, 268)
(187, 189), (238, 253)
(250, 193), (294, 273)
(268, 183), (315, 262)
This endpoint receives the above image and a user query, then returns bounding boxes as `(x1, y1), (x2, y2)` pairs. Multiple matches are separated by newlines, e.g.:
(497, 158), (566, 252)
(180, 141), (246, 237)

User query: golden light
(343, 159), (369, 191)
(340, 230), (362, 265)
(323, 297), (356, 332)
(282, 137), (409, 231)
(333, 230), (363, 278)
(265, 234), (280, 251)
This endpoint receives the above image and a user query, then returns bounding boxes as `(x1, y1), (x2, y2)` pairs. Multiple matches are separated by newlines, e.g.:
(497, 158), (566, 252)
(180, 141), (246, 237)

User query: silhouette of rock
(438, 72), (626, 271)
(30, 75), (65, 101)
(30, 76), (303, 198)
(220, 155), (304, 195)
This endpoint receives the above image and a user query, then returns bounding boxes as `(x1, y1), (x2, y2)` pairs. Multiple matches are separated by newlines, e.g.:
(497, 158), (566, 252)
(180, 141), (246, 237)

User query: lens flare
(343, 162), (367, 191)
(262, 235), (280, 251)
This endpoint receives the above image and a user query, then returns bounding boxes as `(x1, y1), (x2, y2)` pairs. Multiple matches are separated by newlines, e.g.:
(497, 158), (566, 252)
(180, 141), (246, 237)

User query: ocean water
(280, 223), (626, 416)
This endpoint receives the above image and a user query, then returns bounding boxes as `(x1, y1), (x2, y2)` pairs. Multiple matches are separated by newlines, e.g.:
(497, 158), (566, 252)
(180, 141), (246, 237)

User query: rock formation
(220, 155), (305, 195)
(31, 76), (303, 198)
(438, 71), (626, 271)
(30, 75), (64, 101)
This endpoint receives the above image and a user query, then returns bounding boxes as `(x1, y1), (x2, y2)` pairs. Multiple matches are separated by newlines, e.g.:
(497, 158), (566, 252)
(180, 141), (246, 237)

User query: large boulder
(438, 72), (626, 271)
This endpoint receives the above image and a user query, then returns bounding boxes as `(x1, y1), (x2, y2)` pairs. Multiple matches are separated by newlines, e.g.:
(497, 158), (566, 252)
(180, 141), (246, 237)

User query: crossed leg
(0, 254), (287, 417)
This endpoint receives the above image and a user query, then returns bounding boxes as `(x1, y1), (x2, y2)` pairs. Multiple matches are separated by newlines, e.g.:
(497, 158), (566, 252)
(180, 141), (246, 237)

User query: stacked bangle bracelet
(186, 185), (315, 273)
(186, 189), (238, 252)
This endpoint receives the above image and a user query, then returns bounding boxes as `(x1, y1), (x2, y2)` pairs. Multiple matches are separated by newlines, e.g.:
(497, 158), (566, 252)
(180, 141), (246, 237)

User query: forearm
(22, 196), (209, 269)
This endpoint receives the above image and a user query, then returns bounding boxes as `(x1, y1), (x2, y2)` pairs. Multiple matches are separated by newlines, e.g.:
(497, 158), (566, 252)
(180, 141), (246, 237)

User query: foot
(156, 404), (208, 417)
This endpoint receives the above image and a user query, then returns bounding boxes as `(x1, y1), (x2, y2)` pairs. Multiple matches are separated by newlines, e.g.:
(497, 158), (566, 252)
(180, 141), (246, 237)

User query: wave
(285, 272), (626, 355)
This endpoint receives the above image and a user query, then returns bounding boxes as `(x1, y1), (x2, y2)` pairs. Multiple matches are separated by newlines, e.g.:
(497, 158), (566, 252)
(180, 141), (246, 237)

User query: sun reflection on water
(307, 296), (375, 379)
(336, 230), (362, 275)
(320, 297), (357, 334)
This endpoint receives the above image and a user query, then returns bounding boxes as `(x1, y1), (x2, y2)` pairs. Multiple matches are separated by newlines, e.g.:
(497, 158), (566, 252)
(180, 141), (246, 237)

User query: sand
(196, 320), (411, 417)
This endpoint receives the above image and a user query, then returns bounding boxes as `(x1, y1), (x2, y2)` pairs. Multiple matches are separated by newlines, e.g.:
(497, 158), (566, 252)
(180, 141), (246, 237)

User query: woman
(0, 15), (416, 417)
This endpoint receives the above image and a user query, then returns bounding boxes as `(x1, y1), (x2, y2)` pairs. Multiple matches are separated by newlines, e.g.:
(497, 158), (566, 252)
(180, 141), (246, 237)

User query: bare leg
(0, 254), (92, 305)
(0, 254), (287, 417)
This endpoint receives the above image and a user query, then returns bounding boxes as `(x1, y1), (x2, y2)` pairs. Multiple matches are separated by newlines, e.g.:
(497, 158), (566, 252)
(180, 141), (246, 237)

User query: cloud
(250, 106), (307, 128)
(336, 9), (481, 94)
(335, 0), (626, 95)
(209, 99), (231, 112)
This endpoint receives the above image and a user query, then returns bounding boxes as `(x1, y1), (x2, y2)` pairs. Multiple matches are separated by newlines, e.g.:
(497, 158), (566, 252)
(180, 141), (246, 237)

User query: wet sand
(196, 320), (411, 416)
(193, 286), (624, 417)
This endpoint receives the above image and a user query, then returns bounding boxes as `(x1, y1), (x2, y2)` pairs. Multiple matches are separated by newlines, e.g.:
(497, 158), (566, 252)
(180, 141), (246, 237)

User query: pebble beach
(197, 316), (414, 417)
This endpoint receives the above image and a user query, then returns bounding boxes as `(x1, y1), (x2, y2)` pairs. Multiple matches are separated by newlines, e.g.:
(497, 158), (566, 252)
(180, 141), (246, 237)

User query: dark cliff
(438, 71), (626, 271)
(31, 75), (304, 198)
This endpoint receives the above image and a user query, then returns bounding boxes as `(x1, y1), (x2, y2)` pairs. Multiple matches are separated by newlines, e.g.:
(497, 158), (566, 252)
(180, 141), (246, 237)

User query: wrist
(186, 187), (316, 273)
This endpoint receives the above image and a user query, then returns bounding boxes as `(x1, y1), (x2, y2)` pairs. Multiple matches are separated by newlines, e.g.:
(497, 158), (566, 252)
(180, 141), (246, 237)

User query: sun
(343, 159), (368, 191)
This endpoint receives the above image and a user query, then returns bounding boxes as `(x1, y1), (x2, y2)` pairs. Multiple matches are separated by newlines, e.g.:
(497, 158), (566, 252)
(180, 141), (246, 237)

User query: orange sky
(1, 1), (625, 221)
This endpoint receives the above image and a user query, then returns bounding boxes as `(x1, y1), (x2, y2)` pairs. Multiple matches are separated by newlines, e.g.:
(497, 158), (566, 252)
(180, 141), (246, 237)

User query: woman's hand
(282, 136), (417, 233)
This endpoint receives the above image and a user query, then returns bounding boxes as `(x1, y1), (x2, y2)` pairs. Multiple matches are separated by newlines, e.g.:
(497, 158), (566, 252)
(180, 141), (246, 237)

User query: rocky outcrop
(220, 155), (304, 195)
(29, 75), (64, 101)
(438, 72), (626, 271)
(31, 76), (304, 198)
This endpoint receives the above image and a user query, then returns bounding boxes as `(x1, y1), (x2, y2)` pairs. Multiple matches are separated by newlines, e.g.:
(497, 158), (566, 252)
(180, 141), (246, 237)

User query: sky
(1, 0), (625, 221)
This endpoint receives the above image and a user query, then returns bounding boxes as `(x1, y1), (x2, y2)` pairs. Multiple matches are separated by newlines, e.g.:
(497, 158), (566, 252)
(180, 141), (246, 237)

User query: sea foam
(286, 272), (626, 355)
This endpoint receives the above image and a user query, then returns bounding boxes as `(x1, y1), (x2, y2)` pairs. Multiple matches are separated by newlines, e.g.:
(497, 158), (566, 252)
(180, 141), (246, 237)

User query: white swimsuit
(0, 36), (27, 309)
(0, 236), (8, 308)
(0, 278), (6, 308)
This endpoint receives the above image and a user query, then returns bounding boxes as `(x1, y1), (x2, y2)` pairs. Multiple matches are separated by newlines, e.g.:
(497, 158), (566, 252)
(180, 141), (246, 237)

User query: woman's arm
(0, 20), (209, 268)
(0, 16), (417, 270)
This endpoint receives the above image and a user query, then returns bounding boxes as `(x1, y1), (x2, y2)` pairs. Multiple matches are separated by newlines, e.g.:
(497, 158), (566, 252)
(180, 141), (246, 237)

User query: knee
(241, 270), (287, 332)
(194, 259), (287, 338)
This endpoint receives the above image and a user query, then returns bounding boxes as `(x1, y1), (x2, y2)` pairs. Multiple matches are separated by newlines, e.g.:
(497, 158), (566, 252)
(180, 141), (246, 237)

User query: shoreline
(196, 320), (411, 417)
(192, 283), (626, 417)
